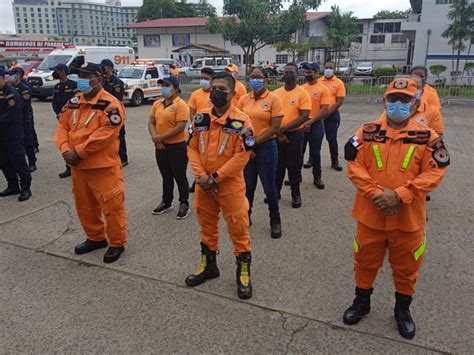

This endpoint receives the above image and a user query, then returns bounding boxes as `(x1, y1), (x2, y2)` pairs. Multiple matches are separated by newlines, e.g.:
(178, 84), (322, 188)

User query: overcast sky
(0, 0), (412, 33)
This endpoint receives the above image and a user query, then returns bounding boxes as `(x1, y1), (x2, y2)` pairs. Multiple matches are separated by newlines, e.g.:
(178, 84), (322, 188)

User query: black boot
(189, 181), (195, 193)
(313, 170), (325, 189)
(29, 163), (37, 173)
(236, 252), (252, 299)
(303, 159), (313, 169)
(74, 239), (108, 255)
(343, 287), (373, 325)
(284, 180), (291, 186)
(18, 186), (32, 202)
(394, 292), (416, 339)
(185, 243), (220, 286)
(59, 166), (71, 178)
(270, 213), (282, 239)
(103, 246), (125, 263)
(291, 185), (302, 208)
(0, 186), (21, 197)
(331, 159), (343, 171)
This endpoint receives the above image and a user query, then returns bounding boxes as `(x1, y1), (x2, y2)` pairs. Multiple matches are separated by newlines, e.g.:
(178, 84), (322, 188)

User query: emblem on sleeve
(194, 113), (203, 124)
(107, 109), (122, 126)
(70, 96), (80, 104)
(433, 148), (449, 164)
(8, 99), (16, 107)
(350, 135), (363, 148)
(231, 120), (243, 129)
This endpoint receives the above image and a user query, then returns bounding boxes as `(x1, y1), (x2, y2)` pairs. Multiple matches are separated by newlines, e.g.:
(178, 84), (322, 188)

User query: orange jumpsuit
(422, 84), (442, 111)
(54, 89), (127, 247)
(187, 106), (254, 255)
(345, 117), (449, 295)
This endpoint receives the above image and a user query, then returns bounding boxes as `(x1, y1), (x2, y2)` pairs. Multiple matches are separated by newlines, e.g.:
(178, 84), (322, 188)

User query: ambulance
(117, 61), (168, 106)
(27, 45), (135, 100)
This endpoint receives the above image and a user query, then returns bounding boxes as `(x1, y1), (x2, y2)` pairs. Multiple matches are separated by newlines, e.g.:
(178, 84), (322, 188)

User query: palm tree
(326, 5), (358, 67)
(441, 0), (474, 73)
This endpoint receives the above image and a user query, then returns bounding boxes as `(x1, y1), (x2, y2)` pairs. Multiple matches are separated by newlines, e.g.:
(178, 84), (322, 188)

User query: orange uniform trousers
(194, 186), (251, 256)
(71, 164), (127, 247)
(353, 222), (426, 296)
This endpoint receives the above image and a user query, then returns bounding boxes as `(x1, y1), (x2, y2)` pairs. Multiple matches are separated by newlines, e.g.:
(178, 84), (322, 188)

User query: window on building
(436, 0), (453, 4)
(357, 24), (363, 34)
(356, 36), (363, 43)
(374, 22), (401, 34)
(18, 29), (22, 33)
(276, 54), (289, 64)
(391, 34), (407, 44)
(370, 35), (385, 44)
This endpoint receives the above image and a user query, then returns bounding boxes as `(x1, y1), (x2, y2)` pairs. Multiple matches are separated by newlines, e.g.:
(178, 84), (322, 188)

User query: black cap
(72, 62), (103, 76)
(302, 62), (321, 72)
(158, 76), (179, 89)
(100, 59), (114, 69)
(54, 63), (69, 74)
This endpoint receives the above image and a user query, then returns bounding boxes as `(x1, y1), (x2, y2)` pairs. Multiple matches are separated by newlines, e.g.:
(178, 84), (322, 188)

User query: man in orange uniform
(187, 67), (214, 193)
(301, 63), (331, 189)
(411, 66), (442, 110)
(410, 76), (445, 135)
(54, 63), (127, 263)
(170, 64), (180, 77)
(274, 63), (311, 208)
(319, 61), (346, 171)
(342, 78), (449, 339)
(185, 72), (255, 300)
(224, 64), (247, 106)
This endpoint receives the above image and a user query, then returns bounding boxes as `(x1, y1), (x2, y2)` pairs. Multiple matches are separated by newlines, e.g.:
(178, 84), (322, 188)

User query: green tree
(429, 64), (447, 78)
(441, 0), (474, 73)
(136, 0), (216, 22)
(373, 9), (413, 19)
(210, 0), (321, 74)
(326, 5), (358, 66)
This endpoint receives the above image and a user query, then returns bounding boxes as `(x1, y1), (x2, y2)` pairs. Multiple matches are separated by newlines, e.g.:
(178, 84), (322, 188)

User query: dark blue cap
(71, 62), (103, 76)
(100, 59), (114, 69)
(158, 76), (179, 88)
(54, 63), (69, 74)
(7, 67), (24, 76)
(302, 62), (321, 72)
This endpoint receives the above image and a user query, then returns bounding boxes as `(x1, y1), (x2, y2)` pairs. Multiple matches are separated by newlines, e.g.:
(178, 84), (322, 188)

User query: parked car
(354, 62), (374, 76)
(336, 59), (352, 75)
(179, 57), (234, 78)
(20, 60), (42, 78)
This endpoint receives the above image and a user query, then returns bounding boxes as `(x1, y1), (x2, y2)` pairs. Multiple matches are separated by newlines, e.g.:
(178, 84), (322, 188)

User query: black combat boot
(313, 170), (325, 189)
(185, 243), (220, 286)
(0, 185), (21, 197)
(394, 292), (416, 339)
(236, 252), (252, 299)
(331, 159), (343, 171)
(74, 239), (108, 255)
(18, 186), (32, 202)
(103, 246), (125, 263)
(58, 166), (71, 178)
(291, 185), (302, 208)
(270, 213), (282, 239)
(343, 287), (373, 325)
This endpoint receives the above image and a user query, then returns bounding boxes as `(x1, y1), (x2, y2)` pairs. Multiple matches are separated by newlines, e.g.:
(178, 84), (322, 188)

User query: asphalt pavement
(1, 97), (473, 354)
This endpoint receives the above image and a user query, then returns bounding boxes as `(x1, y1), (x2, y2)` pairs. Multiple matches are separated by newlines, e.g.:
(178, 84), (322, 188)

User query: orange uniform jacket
(422, 84), (442, 110)
(187, 107), (254, 195)
(378, 100), (445, 135)
(345, 117), (449, 232)
(54, 89), (125, 169)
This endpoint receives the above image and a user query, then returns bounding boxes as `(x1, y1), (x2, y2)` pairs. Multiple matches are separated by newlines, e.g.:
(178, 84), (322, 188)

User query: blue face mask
(77, 78), (92, 93)
(6, 75), (17, 83)
(199, 79), (210, 90)
(324, 69), (334, 78)
(249, 79), (265, 92)
(386, 101), (413, 122)
(161, 86), (172, 97)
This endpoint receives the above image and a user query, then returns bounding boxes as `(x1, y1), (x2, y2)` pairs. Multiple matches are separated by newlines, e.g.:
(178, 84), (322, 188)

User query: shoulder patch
(363, 123), (381, 134)
(429, 137), (450, 167)
(22, 92), (31, 101)
(107, 108), (122, 126)
(8, 99), (16, 107)
(345, 136), (362, 161)
(92, 99), (111, 111)
(404, 130), (431, 145)
(223, 118), (245, 134)
(193, 113), (211, 132)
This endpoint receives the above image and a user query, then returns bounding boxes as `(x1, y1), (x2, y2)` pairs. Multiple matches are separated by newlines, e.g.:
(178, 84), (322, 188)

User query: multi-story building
(12, 0), (138, 46)
(402, 0), (474, 72)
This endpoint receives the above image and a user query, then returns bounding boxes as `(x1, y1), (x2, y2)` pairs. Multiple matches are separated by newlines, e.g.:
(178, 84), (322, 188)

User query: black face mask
(283, 73), (297, 85)
(52, 71), (60, 80)
(305, 75), (315, 82)
(210, 89), (229, 108)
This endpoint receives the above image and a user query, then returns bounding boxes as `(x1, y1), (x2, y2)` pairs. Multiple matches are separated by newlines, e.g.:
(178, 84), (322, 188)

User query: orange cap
(224, 64), (239, 73)
(385, 78), (418, 97)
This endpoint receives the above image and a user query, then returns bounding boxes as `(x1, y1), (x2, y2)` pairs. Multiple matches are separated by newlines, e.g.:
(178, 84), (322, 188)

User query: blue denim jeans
(325, 111), (341, 161)
(244, 139), (279, 216)
(307, 119), (325, 172)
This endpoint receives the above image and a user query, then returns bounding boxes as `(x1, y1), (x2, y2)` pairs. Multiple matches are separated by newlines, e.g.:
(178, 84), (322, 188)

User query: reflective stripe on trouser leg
(387, 228), (425, 295)
(194, 187), (220, 252)
(354, 222), (387, 290)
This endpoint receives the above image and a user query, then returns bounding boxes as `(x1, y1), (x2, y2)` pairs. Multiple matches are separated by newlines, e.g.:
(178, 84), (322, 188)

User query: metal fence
(179, 74), (474, 105)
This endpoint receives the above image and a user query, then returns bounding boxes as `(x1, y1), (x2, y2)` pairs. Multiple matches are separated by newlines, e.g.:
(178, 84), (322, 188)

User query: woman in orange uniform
(237, 67), (284, 238)
(185, 72), (255, 300)
(148, 76), (190, 220)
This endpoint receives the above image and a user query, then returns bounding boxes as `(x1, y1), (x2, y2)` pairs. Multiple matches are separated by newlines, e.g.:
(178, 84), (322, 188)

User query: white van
(180, 57), (233, 78)
(118, 62), (168, 106)
(27, 45), (135, 99)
